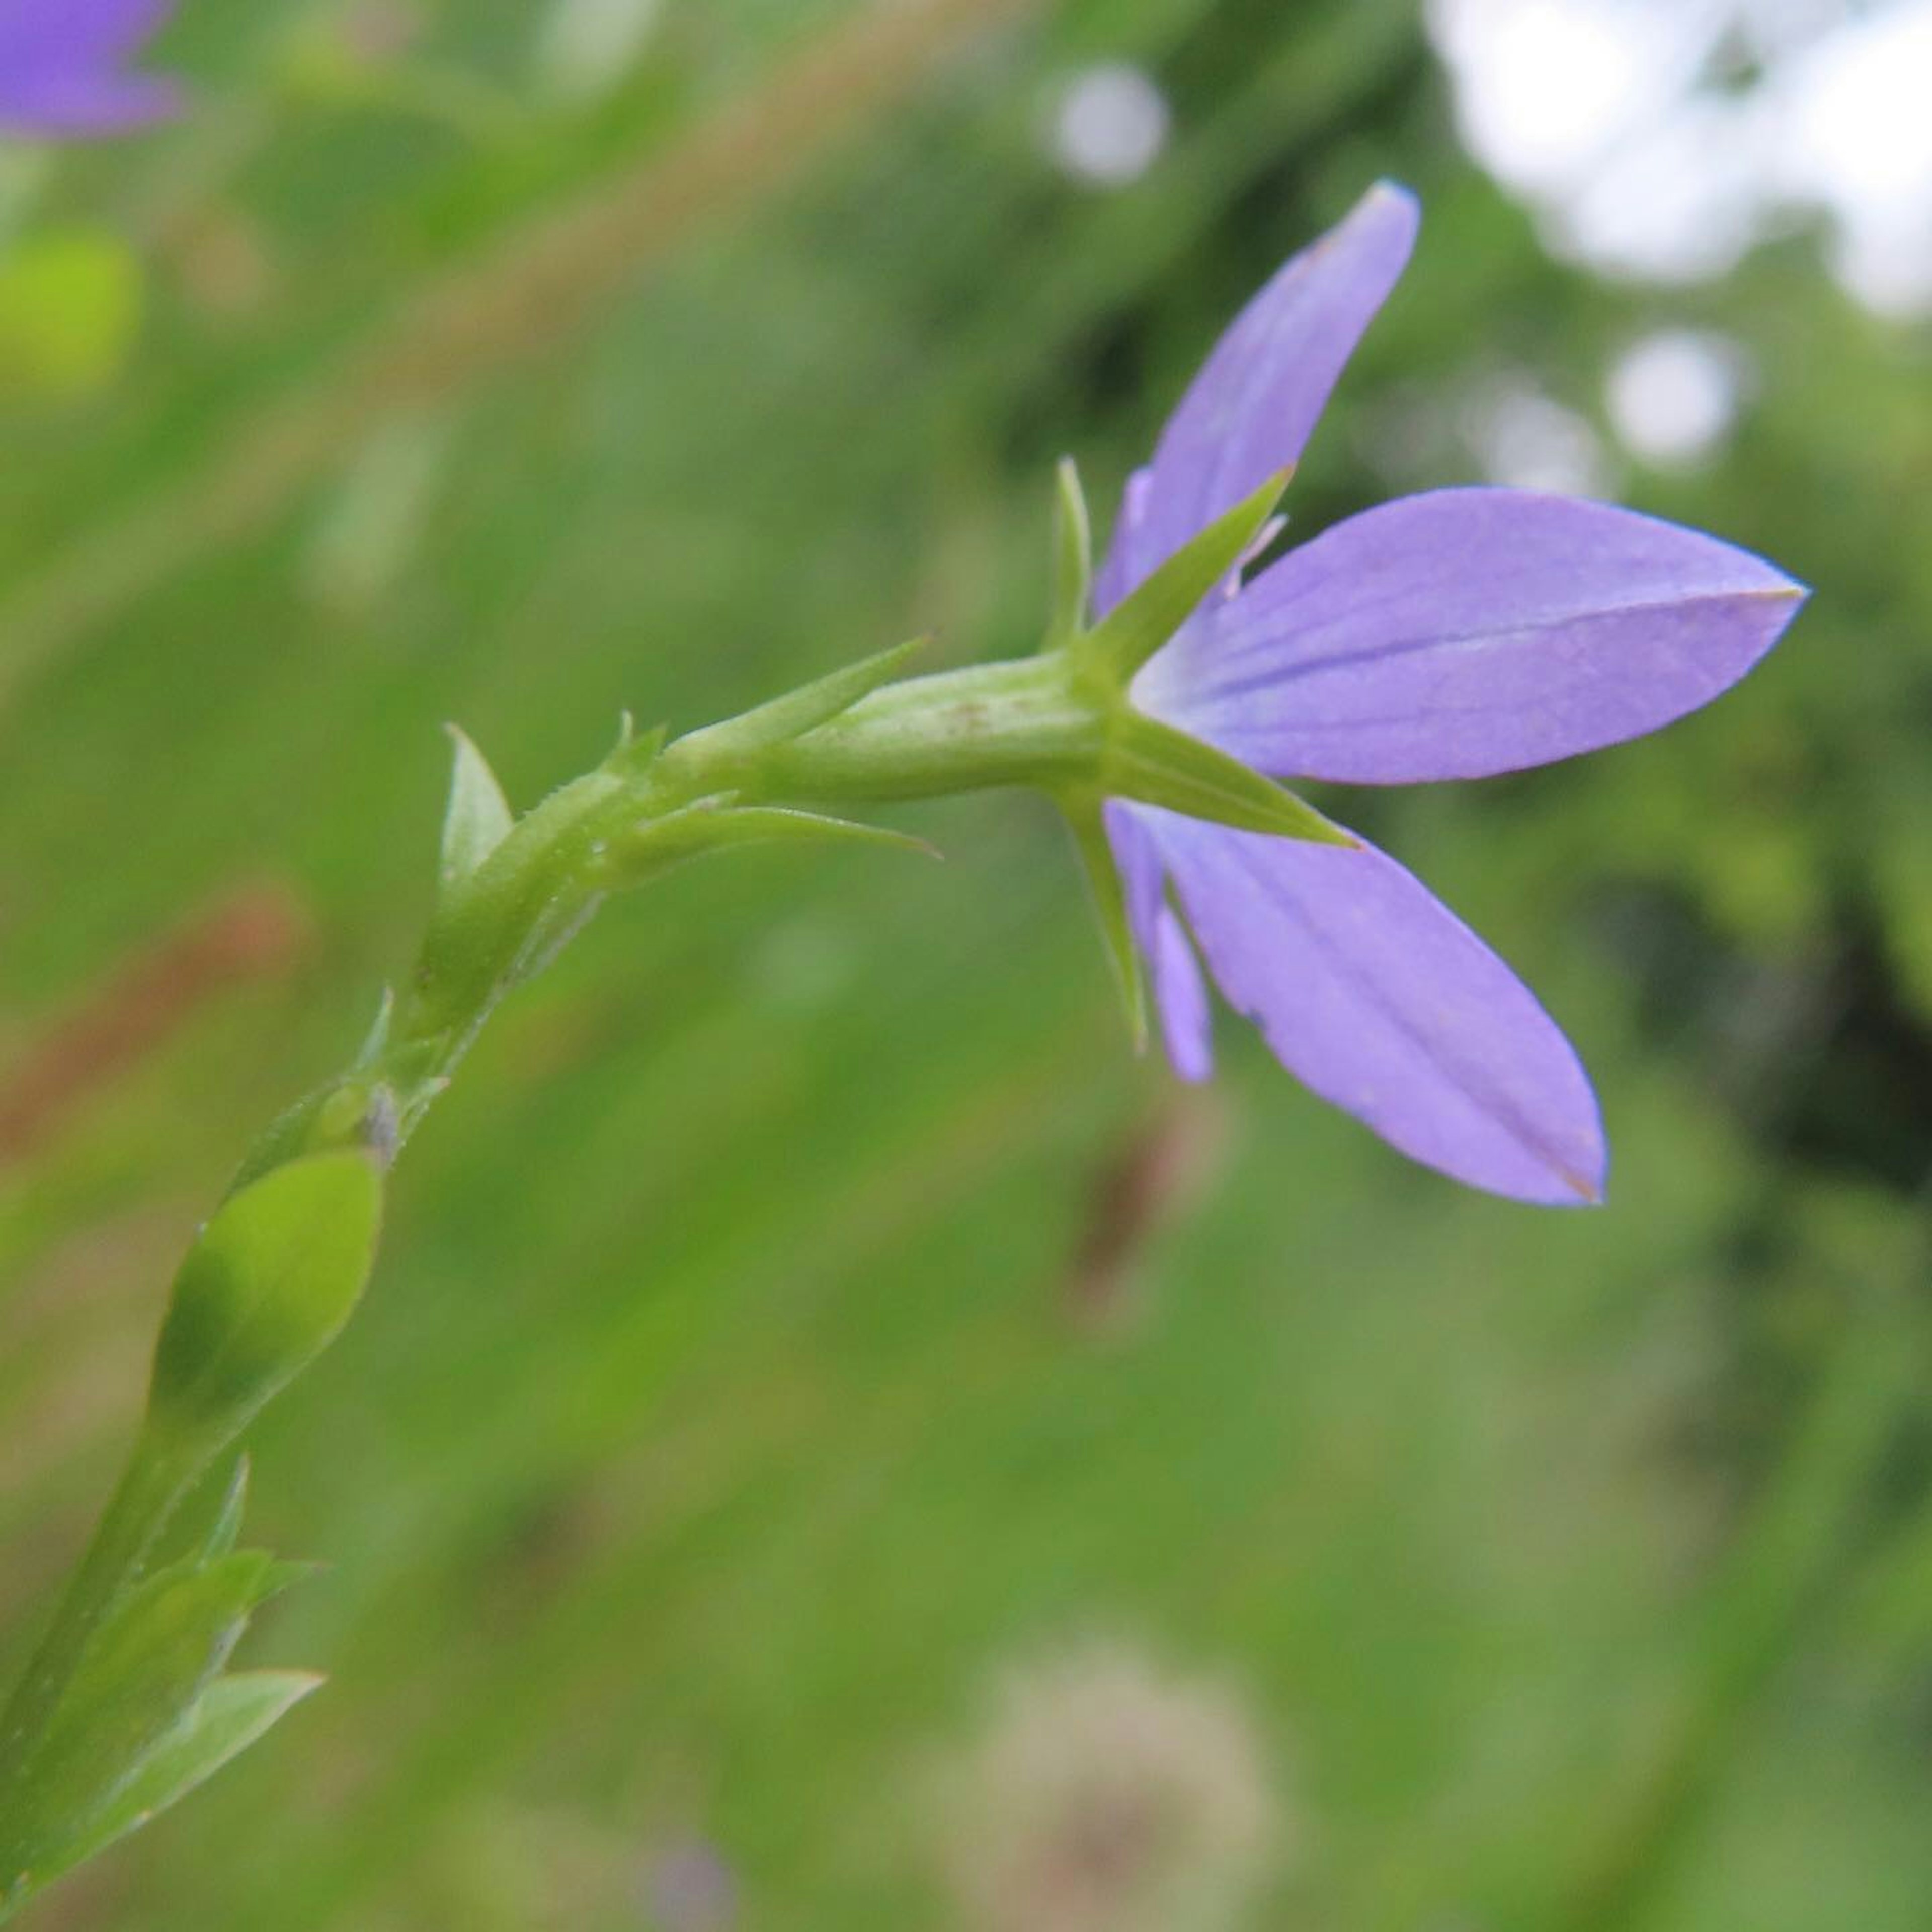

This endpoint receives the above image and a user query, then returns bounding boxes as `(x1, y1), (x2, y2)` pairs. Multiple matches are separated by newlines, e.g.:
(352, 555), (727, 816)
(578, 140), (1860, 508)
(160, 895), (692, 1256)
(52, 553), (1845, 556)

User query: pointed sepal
(1078, 469), (1290, 685)
(1061, 792), (1146, 1050)
(1104, 712), (1353, 846)
(1042, 456), (1094, 651)
(438, 726), (514, 890)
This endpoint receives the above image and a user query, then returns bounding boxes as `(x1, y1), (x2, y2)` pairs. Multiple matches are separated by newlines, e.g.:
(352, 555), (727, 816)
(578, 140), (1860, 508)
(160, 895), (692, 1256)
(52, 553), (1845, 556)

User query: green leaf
(588, 797), (937, 887)
(1104, 712), (1353, 846)
(1042, 456), (1093, 650)
(1061, 795), (1145, 1051)
(0, 1553), (274, 1885)
(41, 1672), (321, 1890)
(439, 726), (515, 889)
(694, 806), (939, 861)
(352, 988), (394, 1072)
(661, 639), (925, 778)
(187, 1458), (250, 1571)
(1077, 470), (1290, 684)
(147, 1152), (384, 1456)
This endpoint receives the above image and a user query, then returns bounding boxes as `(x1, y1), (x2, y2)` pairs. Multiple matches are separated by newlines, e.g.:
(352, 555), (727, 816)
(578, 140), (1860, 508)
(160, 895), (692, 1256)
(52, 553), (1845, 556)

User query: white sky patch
(1051, 63), (1172, 189)
(1428, 0), (1932, 315)
(1606, 329), (1748, 465)
(535, 0), (663, 105)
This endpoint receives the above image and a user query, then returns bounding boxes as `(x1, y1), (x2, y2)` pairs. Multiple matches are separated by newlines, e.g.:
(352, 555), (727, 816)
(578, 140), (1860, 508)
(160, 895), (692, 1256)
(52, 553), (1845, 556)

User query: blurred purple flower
(642, 1840), (737, 1931)
(1102, 183), (1806, 1205)
(0, 0), (180, 137)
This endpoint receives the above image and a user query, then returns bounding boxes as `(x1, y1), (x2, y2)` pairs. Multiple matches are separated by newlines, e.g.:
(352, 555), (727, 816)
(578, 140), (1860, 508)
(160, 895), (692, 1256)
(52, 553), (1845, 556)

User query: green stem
(0, 1438), (197, 1812)
(748, 657), (1102, 802)
(0, 646), (1099, 1838)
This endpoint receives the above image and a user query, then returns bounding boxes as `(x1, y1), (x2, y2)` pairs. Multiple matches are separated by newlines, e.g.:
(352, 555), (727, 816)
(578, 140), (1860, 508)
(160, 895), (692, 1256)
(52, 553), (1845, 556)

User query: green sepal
(438, 726), (515, 890)
(25, 1671), (322, 1898)
(1060, 793), (1145, 1051)
(0, 1550), (276, 1887)
(659, 639), (925, 777)
(146, 1151), (384, 1459)
(1076, 469), (1290, 685)
(1104, 712), (1352, 846)
(1042, 456), (1093, 651)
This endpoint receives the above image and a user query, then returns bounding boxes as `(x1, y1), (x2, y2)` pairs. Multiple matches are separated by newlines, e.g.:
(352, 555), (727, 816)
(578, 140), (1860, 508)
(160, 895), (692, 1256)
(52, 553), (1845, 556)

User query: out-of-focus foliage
(2, 1), (1930, 1927)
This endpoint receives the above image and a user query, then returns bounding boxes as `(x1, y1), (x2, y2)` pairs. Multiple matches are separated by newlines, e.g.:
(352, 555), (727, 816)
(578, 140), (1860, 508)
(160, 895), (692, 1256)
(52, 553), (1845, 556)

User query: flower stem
(0, 642), (1104, 1845)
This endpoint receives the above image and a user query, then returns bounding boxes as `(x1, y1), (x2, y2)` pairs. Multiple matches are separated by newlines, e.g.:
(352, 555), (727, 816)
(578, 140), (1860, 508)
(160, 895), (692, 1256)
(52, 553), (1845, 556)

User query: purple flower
(0, 0), (180, 137)
(1099, 183), (1806, 1205)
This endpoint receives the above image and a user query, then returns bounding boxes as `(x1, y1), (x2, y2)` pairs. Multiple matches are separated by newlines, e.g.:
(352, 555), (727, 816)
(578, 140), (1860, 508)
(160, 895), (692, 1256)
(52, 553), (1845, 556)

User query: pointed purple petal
(1147, 810), (1605, 1204)
(1094, 181), (1419, 615)
(1104, 799), (1214, 1081)
(1140, 488), (1806, 784)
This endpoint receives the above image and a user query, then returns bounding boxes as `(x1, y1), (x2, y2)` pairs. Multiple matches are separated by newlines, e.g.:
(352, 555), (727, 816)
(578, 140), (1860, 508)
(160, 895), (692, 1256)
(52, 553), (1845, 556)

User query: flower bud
(146, 1151), (383, 1457)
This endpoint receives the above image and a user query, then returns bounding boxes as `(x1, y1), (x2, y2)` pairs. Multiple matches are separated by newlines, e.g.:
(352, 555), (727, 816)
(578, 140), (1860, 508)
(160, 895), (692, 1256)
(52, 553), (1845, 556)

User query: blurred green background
(4, 0), (1931, 1925)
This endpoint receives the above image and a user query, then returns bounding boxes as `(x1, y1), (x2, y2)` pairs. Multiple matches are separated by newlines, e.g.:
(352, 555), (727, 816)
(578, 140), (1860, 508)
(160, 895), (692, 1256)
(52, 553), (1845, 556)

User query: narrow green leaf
(705, 806), (940, 860)
(662, 639), (925, 776)
(1, 1552), (273, 1882)
(589, 797), (937, 886)
(1061, 795), (1145, 1051)
(145, 1452), (251, 1577)
(17, 1672), (320, 1900)
(147, 1152), (384, 1455)
(1105, 712), (1353, 846)
(604, 720), (668, 776)
(351, 987), (394, 1072)
(193, 1458), (249, 1569)
(438, 725), (515, 889)
(1042, 456), (1093, 650)
(251, 1560), (324, 1608)
(1078, 470), (1290, 684)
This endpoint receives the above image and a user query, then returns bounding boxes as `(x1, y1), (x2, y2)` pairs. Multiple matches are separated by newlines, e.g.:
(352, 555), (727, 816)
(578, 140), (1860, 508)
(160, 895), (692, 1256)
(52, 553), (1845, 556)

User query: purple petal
(1147, 809), (1605, 1204)
(1105, 799), (1214, 1081)
(0, 66), (178, 132)
(1152, 902), (1214, 1083)
(1094, 181), (1419, 614)
(0, 0), (172, 64)
(1139, 488), (1806, 784)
